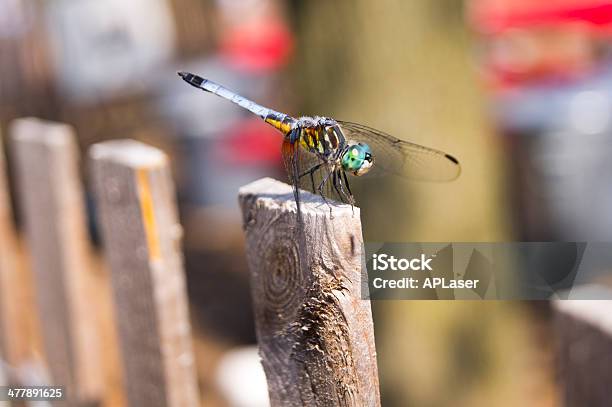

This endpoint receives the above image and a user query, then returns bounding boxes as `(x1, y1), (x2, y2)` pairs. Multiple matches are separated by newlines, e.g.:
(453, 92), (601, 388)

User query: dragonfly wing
(282, 138), (344, 202)
(337, 121), (461, 181)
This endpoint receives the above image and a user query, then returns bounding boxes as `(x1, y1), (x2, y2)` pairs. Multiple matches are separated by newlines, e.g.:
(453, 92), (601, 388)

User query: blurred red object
(220, 20), (293, 73)
(216, 118), (282, 165)
(469, 0), (612, 90)
(470, 0), (612, 35)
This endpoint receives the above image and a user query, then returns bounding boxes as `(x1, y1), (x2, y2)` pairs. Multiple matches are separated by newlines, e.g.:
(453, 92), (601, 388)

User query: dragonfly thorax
(296, 117), (347, 158)
(295, 117), (374, 175)
(296, 116), (337, 128)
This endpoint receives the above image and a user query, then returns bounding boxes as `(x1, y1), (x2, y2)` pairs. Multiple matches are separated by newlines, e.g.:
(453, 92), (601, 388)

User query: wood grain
(239, 177), (380, 407)
(11, 118), (103, 404)
(90, 140), (199, 407)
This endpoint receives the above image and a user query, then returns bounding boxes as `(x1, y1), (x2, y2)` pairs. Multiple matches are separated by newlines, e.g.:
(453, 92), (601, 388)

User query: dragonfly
(178, 72), (461, 220)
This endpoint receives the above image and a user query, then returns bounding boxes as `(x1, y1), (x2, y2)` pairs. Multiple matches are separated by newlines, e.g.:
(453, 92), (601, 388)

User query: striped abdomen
(179, 72), (293, 130)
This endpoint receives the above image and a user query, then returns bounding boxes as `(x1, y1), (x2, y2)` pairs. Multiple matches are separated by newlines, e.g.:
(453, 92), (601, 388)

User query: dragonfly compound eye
(342, 143), (374, 176)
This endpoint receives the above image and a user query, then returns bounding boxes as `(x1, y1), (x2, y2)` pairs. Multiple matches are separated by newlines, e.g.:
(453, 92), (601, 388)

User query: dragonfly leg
(341, 171), (354, 199)
(298, 163), (323, 193)
(338, 171), (355, 214)
(339, 171), (355, 207)
(309, 171), (316, 193)
(286, 131), (302, 224)
(317, 169), (334, 217)
(336, 171), (355, 205)
(332, 171), (347, 204)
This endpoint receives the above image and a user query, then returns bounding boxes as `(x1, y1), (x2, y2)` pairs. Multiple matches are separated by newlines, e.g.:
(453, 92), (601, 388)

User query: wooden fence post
(90, 140), (199, 407)
(238, 177), (381, 407)
(0, 134), (29, 370)
(10, 118), (102, 403)
(553, 298), (612, 406)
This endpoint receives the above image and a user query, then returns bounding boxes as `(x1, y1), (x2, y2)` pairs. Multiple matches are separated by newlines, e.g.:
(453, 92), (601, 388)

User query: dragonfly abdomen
(178, 72), (287, 122)
(264, 114), (296, 135)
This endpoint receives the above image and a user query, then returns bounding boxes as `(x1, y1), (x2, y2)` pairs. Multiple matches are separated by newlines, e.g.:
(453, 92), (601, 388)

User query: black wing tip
(445, 153), (459, 165)
(443, 153), (461, 181)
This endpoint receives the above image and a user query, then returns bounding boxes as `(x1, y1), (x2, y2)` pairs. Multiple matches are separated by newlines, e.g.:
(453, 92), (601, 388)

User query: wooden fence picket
(239, 177), (381, 407)
(90, 140), (199, 407)
(10, 118), (103, 404)
(0, 132), (29, 371)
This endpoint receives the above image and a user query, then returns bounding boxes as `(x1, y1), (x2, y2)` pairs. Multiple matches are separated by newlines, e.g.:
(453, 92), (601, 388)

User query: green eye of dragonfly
(342, 143), (373, 176)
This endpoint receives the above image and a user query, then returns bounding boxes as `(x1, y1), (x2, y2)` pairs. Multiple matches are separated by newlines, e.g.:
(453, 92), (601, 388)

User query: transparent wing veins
(337, 121), (461, 182)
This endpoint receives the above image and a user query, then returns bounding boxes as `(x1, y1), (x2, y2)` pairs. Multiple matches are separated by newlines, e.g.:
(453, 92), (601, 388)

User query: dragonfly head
(342, 143), (373, 176)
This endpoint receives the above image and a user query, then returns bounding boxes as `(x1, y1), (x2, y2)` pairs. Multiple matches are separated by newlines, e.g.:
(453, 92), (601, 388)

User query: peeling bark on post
(553, 297), (612, 407)
(238, 177), (380, 407)
(11, 118), (102, 404)
(90, 140), (199, 407)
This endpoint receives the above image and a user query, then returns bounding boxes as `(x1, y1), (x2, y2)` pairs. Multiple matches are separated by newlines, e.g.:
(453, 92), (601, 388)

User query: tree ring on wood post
(256, 217), (305, 334)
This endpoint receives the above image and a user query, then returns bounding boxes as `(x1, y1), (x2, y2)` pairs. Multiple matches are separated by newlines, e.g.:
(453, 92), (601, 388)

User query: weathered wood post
(238, 177), (380, 407)
(90, 140), (199, 407)
(0, 133), (29, 370)
(10, 118), (102, 403)
(553, 297), (612, 406)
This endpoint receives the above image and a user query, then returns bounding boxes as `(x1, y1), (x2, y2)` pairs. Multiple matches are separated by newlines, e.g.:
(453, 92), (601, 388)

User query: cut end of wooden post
(10, 117), (74, 146)
(238, 177), (359, 217)
(89, 139), (167, 169)
(553, 285), (612, 336)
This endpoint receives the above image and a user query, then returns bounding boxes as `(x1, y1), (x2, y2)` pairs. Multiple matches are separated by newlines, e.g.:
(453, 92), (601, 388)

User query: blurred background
(3, 0), (612, 405)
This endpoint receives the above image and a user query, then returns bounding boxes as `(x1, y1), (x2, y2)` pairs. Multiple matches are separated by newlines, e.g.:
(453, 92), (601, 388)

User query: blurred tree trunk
(290, 1), (556, 406)
(290, 0), (508, 242)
